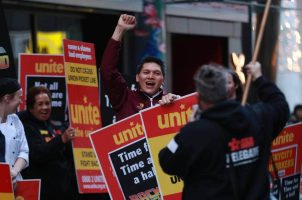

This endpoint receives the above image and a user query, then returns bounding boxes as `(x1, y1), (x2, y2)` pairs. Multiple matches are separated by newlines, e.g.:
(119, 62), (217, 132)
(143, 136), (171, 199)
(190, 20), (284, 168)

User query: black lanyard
(0, 130), (5, 162)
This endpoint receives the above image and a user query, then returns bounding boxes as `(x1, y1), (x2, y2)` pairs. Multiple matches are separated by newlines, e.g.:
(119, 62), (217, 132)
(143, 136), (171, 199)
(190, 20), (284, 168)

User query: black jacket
(18, 110), (76, 200)
(159, 76), (289, 200)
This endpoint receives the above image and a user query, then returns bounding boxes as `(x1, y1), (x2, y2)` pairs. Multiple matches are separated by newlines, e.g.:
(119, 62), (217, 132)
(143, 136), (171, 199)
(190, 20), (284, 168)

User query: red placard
(0, 163), (14, 200)
(15, 179), (41, 200)
(269, 123), (302, 199)
(18, 54), (65, 113)
(140, 93), (197, 200)
(90, 114), (160, 200)
(270, 124), (302, 176)
(63, 39), (105, 193)
(63, 39), (95, 65)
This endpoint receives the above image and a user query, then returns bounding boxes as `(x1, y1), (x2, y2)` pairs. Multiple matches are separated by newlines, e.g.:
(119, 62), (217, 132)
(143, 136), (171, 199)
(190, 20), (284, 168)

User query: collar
(145, 89), (163, 99)
(138, 89), (163, 107)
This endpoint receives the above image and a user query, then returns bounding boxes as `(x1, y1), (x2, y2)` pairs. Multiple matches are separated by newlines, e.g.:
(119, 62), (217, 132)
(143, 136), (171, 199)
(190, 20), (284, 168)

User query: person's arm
(159, 134), (189, 178)
(100, 14), (136, 110)
(112, 14), (136, 42)
(246, 62), (289, 138)
(17, 118), (29, 168)
(159, 123), (203, 178)
(10, 157), (27, 179)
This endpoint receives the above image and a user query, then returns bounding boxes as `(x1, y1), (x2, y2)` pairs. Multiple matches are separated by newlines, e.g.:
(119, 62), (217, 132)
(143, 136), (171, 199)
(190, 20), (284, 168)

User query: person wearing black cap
(0, 77), (29, 183)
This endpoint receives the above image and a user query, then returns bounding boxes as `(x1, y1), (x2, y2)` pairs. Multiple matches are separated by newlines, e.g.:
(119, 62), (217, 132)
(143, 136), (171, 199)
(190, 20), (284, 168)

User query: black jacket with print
(159, 76), (289, 200)
(18, 110), (76, 200)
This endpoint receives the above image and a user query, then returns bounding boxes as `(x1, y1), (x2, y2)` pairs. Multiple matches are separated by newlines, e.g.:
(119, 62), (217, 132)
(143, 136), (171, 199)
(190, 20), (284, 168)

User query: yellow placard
(149, 133), (184, 196)
(0, 193), (14, 200)
(65, 62), (98, 87)
(73, 148), (100, 170)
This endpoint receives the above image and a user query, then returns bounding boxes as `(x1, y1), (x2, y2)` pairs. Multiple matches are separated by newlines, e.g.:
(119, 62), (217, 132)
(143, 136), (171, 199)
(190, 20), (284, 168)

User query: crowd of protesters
(1, 13), (300, 200)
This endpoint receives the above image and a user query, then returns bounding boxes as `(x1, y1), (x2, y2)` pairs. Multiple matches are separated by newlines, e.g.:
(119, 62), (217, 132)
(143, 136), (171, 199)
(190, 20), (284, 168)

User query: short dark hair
(194, 64), (228, 104)
(293, 104), (302, 116)
(136, 56), (165, 77)
(26, 86), (51, 109)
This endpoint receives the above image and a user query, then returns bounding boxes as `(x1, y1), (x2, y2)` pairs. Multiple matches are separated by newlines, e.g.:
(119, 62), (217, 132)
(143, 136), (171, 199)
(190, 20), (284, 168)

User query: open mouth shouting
(136, 62), (164, 96)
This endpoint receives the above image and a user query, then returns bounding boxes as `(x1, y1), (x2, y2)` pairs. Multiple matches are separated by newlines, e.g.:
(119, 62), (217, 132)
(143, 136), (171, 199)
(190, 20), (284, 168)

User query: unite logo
(70, 96), (100, 125)
(157, 104), (193, 129)
(34, 59), (64, 73)
(0, 47), (9, 69)
(113, 122), (144, 145)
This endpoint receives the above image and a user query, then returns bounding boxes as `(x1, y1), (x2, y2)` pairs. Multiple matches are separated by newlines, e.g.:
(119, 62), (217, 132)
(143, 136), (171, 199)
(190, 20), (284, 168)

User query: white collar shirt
(0, 113), (29, 180)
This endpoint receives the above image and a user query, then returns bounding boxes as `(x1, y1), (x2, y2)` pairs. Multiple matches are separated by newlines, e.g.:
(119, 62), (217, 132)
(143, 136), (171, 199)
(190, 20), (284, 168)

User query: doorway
(171, 34), (228, 95)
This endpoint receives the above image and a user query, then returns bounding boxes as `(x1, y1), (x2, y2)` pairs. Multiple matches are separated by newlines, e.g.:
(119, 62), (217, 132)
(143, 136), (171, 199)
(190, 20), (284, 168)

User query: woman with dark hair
(226, 69), (243, 101)
(17, 86), (77, 200)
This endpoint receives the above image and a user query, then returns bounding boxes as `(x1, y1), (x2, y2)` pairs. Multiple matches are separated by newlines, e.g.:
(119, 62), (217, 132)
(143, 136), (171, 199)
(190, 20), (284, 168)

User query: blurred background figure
(288, 104), (302, 124)
(18, 86), (77, 200)
(226, 68), (243, 101)
(0, 77), (29, 185)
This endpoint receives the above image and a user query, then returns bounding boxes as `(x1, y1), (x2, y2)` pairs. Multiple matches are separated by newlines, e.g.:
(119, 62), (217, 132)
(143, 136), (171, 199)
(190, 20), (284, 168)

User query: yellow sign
(74, 148), (100, 170)
(149, 133), (184, 196)
(65, 63), (98, 87)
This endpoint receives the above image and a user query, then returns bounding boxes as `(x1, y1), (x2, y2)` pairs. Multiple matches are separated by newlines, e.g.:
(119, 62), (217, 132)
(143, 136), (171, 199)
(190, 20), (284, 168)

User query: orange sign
(18, 54), (66, 122)
(90, 114), (160, 199)
(269, 123), (302, 199)
(140, 93), (197, 200)
(63, 39), (105, 193)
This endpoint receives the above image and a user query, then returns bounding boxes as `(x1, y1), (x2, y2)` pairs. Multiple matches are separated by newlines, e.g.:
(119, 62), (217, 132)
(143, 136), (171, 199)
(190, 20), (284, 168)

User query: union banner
(269, 123), (302, 199)
(63, 39), (105, 193)
(90, 114), (159, 200)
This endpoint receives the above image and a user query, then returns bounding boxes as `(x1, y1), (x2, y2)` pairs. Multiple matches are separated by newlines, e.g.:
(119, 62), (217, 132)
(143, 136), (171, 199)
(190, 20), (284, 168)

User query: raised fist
(117, 14), (136, 30)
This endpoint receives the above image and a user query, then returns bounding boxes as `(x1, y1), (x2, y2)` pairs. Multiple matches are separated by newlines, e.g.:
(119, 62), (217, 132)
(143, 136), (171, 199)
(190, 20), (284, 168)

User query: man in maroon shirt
(101, 14), (179, 121)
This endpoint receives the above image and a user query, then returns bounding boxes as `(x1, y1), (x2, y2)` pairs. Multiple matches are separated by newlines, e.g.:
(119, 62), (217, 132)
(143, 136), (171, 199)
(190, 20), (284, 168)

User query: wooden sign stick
(241, 0), (272, 105)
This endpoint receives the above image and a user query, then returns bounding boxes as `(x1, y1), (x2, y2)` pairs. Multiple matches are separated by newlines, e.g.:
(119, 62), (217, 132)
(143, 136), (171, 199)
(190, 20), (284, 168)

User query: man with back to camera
(101, 14), (179, 121)
(159, 62), (289, 199)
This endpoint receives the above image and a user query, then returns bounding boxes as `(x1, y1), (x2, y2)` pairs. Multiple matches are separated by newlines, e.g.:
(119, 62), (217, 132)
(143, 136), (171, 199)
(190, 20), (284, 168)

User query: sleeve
(159, 134), (189, 178)
(22, 122), (66, 164)
(252, 76), (290, 139)
(100, 38), (129, 111)
(16, 117), (29, 168)
(159, 124), (200, 179)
